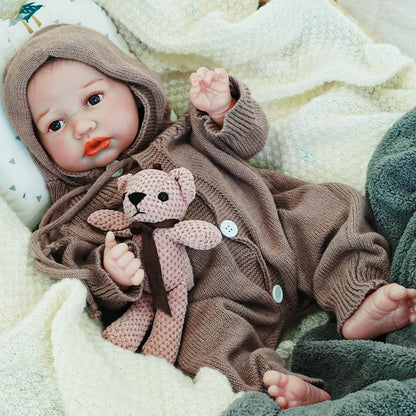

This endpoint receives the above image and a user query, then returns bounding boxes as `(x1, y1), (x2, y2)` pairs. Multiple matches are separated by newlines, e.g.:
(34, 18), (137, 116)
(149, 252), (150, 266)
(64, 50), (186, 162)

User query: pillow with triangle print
(0, 0), (130, 229)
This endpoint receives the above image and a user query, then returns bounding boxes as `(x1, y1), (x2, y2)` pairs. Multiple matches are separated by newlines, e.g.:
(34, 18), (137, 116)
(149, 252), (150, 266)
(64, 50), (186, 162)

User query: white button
(272, 285), (283, 303)
(220, 220), (238, 238)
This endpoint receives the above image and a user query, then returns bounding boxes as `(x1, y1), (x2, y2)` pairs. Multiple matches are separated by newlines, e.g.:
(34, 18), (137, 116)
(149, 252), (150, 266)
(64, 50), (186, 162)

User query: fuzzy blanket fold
(366, 106), (416, 288)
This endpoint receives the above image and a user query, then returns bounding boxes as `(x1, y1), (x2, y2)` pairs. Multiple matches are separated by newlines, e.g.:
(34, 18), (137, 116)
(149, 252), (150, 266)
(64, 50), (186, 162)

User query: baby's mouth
(84, 137), (111, 157)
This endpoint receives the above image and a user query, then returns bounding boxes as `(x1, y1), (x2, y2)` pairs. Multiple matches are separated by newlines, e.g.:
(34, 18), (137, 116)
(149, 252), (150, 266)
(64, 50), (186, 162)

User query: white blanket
(94, 0), (416, 193)
(339, 0), (416, 62)
(2, 1), (416, 414)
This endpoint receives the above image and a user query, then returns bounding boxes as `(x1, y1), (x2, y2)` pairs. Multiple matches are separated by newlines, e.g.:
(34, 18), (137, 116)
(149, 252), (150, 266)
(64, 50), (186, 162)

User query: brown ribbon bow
(129, 219), (179, 316)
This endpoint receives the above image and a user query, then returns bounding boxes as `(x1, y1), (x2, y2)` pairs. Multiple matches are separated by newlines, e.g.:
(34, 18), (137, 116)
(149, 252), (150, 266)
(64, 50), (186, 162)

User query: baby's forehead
(30, 58), (104, 82)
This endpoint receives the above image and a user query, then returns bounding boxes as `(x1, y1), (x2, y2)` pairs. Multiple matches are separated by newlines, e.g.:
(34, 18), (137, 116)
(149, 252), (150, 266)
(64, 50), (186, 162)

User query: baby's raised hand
(189, 67), (234, 126)
(103, 231), (144, 288)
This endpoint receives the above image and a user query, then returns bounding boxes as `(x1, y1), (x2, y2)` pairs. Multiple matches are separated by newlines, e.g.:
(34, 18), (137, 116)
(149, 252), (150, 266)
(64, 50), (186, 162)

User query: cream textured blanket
(94, 0), (416, 193)
(1, 1), (416, 415)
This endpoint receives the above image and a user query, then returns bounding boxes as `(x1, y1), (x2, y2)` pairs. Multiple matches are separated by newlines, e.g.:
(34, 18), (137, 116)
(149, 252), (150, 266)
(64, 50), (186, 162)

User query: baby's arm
(103, 231), (144, 289)
(189, 67), (236, 126)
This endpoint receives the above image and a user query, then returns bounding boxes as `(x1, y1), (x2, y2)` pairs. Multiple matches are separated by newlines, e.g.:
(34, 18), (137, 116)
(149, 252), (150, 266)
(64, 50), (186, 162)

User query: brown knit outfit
(3, 24), (390, 393)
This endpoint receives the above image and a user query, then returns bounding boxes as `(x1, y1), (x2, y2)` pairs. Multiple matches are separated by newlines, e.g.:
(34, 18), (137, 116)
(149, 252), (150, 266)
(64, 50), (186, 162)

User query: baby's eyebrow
(36, 108), (51, 125)
(82, 78), (104, 89)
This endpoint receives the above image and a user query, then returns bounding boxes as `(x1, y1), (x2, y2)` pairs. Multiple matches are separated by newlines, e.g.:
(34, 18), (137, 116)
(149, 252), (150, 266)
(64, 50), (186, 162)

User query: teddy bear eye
(158, 192), (169, 202)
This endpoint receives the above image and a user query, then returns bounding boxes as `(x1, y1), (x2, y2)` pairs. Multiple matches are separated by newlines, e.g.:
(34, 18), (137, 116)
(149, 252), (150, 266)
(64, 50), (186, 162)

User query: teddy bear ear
(117, 173), (133, 193)
(169, 168), (196, 205)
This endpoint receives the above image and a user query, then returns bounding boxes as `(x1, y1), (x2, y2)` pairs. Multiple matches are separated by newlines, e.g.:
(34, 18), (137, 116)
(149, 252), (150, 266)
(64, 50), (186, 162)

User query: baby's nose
(73, 118), (97, 139)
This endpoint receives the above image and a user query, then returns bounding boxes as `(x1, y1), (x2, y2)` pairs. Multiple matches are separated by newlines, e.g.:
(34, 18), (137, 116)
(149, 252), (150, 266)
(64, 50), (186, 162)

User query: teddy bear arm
(168, 220), (222, 250)
(87, 209), (132, 238)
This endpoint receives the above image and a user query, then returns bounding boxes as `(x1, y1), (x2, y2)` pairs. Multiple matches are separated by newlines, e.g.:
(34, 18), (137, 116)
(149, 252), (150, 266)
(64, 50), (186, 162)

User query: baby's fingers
(104, 231), (117, 252)
(190, 72), (201, 86)
(214, 68), (228, 81)
(190, 67), (211, 86)
(203, 70), (215, 85)
(126, 258), (144, 285)
(195, 66), (209, 78)
(107, 242), (129, 260)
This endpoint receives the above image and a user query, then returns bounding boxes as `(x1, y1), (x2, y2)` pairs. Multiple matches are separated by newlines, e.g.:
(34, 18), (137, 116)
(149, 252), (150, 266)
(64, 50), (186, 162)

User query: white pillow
(0, 0), (130, 230)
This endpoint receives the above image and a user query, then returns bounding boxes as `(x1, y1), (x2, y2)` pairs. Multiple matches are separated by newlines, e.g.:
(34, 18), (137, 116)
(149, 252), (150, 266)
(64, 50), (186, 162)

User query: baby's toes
(407, 288), (416, 300)
(409, 298), (416, 323)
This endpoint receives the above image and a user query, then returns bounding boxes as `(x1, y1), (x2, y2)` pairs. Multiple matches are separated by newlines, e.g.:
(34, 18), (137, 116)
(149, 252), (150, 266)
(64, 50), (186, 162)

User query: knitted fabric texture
(88, 168), (222, 362)
(129, 219), (179, 316)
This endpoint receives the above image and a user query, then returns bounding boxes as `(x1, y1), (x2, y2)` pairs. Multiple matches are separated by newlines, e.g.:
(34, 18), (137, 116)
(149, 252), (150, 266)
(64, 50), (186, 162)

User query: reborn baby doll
(3, 24), (416, 409)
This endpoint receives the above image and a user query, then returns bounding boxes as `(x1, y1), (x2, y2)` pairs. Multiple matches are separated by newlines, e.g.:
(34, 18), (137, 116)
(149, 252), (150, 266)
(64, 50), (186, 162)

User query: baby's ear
(169, 168), (196, 205)
(117, 173), (133, 193)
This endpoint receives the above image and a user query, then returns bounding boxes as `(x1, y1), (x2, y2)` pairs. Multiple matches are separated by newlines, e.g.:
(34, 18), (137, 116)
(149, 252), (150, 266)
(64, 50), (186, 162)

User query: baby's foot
(263, 370), (331, 409)
(342, 283), (416, 340)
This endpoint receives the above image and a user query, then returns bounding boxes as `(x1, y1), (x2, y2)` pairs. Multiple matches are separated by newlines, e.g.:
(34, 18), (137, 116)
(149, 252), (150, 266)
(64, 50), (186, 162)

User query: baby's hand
(103, 231), (144, 288)
(189, 67), (234, 126)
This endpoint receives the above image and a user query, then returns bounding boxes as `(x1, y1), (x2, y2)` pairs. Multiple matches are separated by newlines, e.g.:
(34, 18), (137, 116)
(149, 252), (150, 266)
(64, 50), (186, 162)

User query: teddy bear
(87, 166), (222, 363)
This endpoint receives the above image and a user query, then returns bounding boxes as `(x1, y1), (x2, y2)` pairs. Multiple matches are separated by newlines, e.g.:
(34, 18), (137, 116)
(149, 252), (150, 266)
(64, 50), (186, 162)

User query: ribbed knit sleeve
(188, 76), (269, 160)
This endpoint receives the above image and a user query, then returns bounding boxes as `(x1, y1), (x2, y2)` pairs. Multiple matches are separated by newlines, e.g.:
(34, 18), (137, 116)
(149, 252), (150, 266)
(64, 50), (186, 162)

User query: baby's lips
(84, 137), (111, 157)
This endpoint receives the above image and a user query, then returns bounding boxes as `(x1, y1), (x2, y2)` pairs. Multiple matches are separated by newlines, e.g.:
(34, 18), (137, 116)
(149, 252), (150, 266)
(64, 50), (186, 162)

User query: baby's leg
(263, 370), (331, 409)
(342, 283), (416, 340)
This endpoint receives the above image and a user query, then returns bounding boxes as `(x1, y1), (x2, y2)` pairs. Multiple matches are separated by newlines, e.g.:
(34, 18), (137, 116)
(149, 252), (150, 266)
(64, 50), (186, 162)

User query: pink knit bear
(87, 167), (222, 363)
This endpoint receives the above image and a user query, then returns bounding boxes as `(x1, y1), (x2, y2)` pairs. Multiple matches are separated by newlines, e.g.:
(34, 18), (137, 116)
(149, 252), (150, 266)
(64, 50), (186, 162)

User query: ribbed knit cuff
(190, 76), (269, 160)
(86, 244), (143, 311)
(328, 267), (387, 332)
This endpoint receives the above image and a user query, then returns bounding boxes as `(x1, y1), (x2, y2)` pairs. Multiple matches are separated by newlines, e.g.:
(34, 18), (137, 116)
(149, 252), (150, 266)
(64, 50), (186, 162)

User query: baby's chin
(77, 150), (121, 171)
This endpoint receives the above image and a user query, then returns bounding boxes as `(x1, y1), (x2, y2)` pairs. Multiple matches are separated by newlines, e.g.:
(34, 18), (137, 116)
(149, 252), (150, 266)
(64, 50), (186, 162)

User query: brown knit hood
(3, 24), (170, 201)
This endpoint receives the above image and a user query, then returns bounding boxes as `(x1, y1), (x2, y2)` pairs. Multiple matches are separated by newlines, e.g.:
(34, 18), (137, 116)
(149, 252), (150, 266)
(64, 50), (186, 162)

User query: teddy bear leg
(142, 283), (188, 363)
(103, 293), (154, 351)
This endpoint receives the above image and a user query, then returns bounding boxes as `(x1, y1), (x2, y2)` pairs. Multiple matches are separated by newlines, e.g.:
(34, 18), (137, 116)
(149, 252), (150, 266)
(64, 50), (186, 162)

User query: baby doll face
(27, 59), (139, 172)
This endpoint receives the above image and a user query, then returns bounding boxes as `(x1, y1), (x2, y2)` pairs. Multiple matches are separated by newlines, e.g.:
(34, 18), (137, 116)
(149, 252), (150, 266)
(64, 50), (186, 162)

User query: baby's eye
(86, 93), (103, 106)
(48, 120), (65, 132)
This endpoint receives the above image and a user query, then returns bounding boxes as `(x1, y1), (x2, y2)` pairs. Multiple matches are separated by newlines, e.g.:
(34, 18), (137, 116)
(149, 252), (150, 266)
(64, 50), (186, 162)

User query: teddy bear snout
(128, 192), (146, 206)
